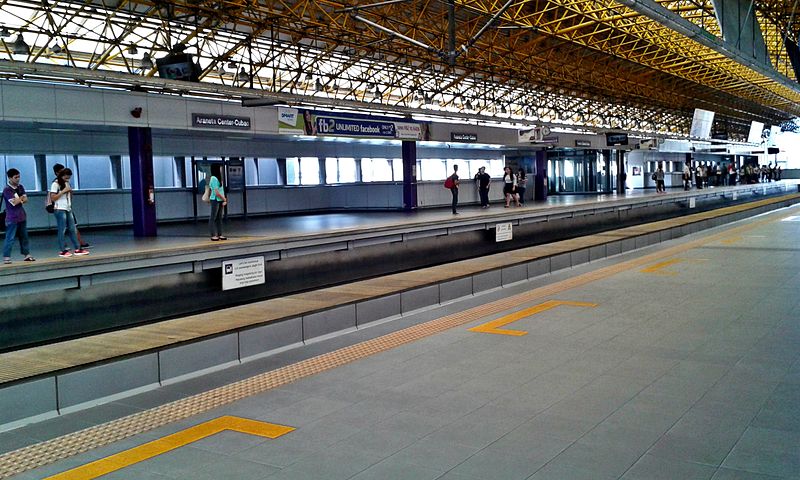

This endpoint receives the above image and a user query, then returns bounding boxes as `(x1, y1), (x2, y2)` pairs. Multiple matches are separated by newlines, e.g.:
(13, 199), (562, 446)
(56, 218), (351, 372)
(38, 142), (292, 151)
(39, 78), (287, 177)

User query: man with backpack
(445, 164), (460, 214)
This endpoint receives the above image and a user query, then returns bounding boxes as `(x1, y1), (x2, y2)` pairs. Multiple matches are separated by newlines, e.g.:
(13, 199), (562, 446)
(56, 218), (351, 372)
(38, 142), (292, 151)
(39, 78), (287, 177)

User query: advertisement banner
(277, 109), (426, 140)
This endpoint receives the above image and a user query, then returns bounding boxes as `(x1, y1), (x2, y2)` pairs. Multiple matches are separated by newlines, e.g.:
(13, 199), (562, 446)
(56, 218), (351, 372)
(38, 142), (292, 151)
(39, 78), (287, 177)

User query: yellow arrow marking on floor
(468, 300), (597, 336)
(45, 416), (294, 480)
(640, 258), (686, 275)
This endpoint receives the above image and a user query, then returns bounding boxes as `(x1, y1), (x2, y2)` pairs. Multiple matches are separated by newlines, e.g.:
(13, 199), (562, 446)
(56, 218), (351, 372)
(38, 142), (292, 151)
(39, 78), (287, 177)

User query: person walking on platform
(503, 166), (518, 207)
(446, 164), (460, 214)
(654, 163), (665, 193)
(3, 169), (35, 264)
(516, 168), (527, 205)
(683, 161), (691, 190)
(474, 166), (491, 208)
(50, 168), (88, 258)
(209, 164), (228, 240)
(51, 163), (90, 249)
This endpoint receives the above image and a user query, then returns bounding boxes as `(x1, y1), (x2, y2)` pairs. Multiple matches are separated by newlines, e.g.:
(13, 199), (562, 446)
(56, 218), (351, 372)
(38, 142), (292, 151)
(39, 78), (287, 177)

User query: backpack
(444, 176), (455, 189)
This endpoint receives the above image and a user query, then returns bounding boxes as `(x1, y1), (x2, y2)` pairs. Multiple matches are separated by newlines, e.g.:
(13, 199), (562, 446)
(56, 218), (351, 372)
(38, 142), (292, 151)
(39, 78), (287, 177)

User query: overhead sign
(575, 140), (592, 147)
(606, 133), (629, 146)
(451, 132), (478, 142)
(222, 256), (266, 291)
(495, 222), (513, 242)
(278, 108), (426, 140)
(192, 113), (251, 130)
(518, 126), (551, 143)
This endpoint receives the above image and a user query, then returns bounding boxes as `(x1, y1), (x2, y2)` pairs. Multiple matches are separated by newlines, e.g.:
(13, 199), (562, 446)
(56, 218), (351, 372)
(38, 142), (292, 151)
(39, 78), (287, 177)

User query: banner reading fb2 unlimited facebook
(316, 116), (395, 138)
(277, 107), (424, 140)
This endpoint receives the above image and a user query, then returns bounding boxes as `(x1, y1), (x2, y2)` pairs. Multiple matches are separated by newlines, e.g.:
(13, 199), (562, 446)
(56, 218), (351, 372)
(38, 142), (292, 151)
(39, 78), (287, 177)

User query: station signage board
(192, 114), (251, 130)
(495, 222), (513, 242)
(451, 132), (478, 142)
(575, 140), (592, 147)
(222, 256), (266, 291)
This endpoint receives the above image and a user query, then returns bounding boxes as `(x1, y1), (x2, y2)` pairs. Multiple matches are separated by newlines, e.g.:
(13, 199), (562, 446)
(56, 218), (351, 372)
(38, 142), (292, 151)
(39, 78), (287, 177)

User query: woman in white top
(502, 166), (518, 207)
(49, 168), (88, 258)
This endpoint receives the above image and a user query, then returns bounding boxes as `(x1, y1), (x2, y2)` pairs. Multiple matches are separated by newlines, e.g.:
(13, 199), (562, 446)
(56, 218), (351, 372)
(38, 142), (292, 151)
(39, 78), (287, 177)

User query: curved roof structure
(1, 0), (799, 140)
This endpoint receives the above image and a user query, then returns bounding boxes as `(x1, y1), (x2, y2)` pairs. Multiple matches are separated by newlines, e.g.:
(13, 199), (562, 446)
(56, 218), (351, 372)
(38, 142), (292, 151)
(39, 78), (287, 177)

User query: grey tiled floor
(7, 205), (800, 479)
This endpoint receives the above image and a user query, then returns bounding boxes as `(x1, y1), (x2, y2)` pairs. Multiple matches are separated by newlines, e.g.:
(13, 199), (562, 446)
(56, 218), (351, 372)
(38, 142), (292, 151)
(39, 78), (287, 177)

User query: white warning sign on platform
(689, 197), (696, 208)
(496, 222), (513, 242)
(222, 256), (266, 291)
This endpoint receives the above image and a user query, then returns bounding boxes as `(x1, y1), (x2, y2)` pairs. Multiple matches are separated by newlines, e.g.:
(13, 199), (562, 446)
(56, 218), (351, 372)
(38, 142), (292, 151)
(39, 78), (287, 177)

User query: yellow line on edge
(44, 416), (294, 480)
(469, 300), (597, 336)
(640, 258), (684, 274)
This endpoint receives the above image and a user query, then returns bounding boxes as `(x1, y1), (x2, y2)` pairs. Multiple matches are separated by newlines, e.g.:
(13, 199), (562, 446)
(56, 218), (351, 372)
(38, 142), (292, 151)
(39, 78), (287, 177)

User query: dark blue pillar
(402, 141), (418, 211)
(128, 126), (157, 237)
(534, 150), (547, 201)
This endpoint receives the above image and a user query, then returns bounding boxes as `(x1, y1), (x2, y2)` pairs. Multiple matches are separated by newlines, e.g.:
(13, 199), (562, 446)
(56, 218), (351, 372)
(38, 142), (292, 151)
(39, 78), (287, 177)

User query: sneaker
(73, 249), (90, 256)
(80, 243), (91, 249)
(58, 250), (73, 258)
(3, 257), (10, 264)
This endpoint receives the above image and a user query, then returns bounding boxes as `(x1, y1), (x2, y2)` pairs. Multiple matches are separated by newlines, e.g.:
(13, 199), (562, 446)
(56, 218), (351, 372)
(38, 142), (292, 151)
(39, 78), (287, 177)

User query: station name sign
(451, 132), (478, 142)
(192, 113), (252, 130)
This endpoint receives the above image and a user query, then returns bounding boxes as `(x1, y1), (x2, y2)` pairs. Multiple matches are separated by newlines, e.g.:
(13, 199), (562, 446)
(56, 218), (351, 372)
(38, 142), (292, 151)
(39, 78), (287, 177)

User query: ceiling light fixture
(0, 26), (11, 38)
(13, 35), (30, 55)
(139, 51), (153, 69)
(128, 43), (138, 55)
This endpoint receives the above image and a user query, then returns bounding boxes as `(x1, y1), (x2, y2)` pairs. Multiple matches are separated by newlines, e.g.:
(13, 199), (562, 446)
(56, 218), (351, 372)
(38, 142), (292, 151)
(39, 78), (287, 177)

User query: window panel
(417, 158), (447, 181)
(325, 158), (338, 184)
(285, 157), (300, 185)
(77, 156), (113, 189)
(245, 158), (258, 186)
(337, 157), (357, 183)
(153, 156), (177, 188)
(257, 158), (281, 185)
(392, 158), (403, 181)
(362, 158), (392, 182)
(299, 157), (320, 185)
(4, 155), (37, 190)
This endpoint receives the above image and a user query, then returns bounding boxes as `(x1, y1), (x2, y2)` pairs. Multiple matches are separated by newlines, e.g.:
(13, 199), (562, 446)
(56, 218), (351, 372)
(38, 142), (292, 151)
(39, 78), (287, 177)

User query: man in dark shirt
(474, 166), (491, 208)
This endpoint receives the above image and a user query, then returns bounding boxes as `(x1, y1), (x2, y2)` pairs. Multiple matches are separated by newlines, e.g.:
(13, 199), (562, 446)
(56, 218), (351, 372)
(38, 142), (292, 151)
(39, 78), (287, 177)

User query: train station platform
(0, 183), (798, 479)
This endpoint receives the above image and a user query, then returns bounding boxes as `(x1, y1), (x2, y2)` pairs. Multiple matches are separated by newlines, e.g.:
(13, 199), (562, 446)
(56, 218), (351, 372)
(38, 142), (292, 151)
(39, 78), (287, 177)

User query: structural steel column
(616, 150), (627, 194)
(534, 150), (547, 201)
(402, 140), (418, 211)
(128, 126), (157, 237)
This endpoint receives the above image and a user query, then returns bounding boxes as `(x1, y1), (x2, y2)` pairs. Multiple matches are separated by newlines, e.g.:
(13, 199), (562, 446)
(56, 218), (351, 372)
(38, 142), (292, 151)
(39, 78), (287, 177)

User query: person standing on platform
(3, 169), (35, 264)
(474, 166), (491, 208)
(447, 164), (460, 214)
(683, 161), (691, 190)
(209, 164), (228, 240)
(51, 163), (90, 249)
(503, 166), (518, 207)
(516, 168), (528, 205)
(655, 163), (665, 193)
(50, 168), (89, 258)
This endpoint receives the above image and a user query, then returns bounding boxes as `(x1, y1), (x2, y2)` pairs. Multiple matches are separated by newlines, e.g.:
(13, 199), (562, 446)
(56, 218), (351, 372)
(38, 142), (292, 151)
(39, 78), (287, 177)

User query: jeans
(450, 188), (458, 213)
(55, 209), (79, 251)
(479, 188), (489, 207)
(3, 221), (30, 258)
(209, 200), (224, 237)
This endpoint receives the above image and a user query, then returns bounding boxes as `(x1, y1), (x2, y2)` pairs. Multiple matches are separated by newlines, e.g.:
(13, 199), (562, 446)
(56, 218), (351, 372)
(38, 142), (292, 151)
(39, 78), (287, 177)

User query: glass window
(417, 158), (447, 181)
(4, 155), (38, 191)
(184, 158), (195, 188)
(362, 158), (393, 182)
(326, 157), (357, 183)
(285, 157), (300, 185)
(392, 158), (403, 181)
(257, 158), (281, 185)
(486, 159), (504, 177)
(299, 157), (320, 185)
(46, 155), (74, 188)
(245, 158), (258, 186)
(76, 156), (113, 189)
(153, 156), (178, 188)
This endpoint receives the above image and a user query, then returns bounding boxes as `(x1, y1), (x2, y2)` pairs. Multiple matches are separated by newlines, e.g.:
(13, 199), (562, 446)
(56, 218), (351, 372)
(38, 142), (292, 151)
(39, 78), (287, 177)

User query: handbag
(201, 184), (211, 203)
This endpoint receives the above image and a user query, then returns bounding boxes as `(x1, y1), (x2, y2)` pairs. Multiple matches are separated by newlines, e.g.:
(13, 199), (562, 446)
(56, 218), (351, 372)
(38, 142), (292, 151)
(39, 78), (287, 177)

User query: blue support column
(402, 140), (418, 211)
(128, 126), (157, 237)
(534, 150), (547, 201)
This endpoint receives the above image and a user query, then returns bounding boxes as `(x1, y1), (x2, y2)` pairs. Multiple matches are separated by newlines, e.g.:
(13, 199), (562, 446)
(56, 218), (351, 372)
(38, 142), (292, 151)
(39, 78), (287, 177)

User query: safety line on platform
(0, 204), (797, 479)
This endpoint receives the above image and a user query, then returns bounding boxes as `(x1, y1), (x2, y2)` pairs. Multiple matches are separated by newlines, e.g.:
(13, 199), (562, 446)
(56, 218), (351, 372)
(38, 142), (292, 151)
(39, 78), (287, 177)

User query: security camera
(130, 107), (143, 118)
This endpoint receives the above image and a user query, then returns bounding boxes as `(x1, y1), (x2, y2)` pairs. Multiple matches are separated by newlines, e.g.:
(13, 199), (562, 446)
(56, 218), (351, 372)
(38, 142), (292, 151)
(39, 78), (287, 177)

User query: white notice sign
(222, 256), (266, 291)
(496, 223), (513, 242)
(689, 197), (696, 208)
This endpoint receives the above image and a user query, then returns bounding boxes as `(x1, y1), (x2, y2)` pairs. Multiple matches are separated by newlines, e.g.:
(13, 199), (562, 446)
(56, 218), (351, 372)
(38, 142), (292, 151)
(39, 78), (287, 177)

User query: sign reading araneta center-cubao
(192, 113), (251, 130)
(222, 256), (266, 291)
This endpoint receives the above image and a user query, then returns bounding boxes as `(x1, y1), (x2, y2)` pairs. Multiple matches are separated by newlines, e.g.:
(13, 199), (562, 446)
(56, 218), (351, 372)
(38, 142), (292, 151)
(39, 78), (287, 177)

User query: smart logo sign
(192, 113), (251, 130)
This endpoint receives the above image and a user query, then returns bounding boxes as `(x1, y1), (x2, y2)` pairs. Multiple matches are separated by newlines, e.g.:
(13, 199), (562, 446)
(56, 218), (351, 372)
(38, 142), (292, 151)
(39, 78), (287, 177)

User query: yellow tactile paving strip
(0, 193), (798, 386)
(0, 202), (796, 479)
